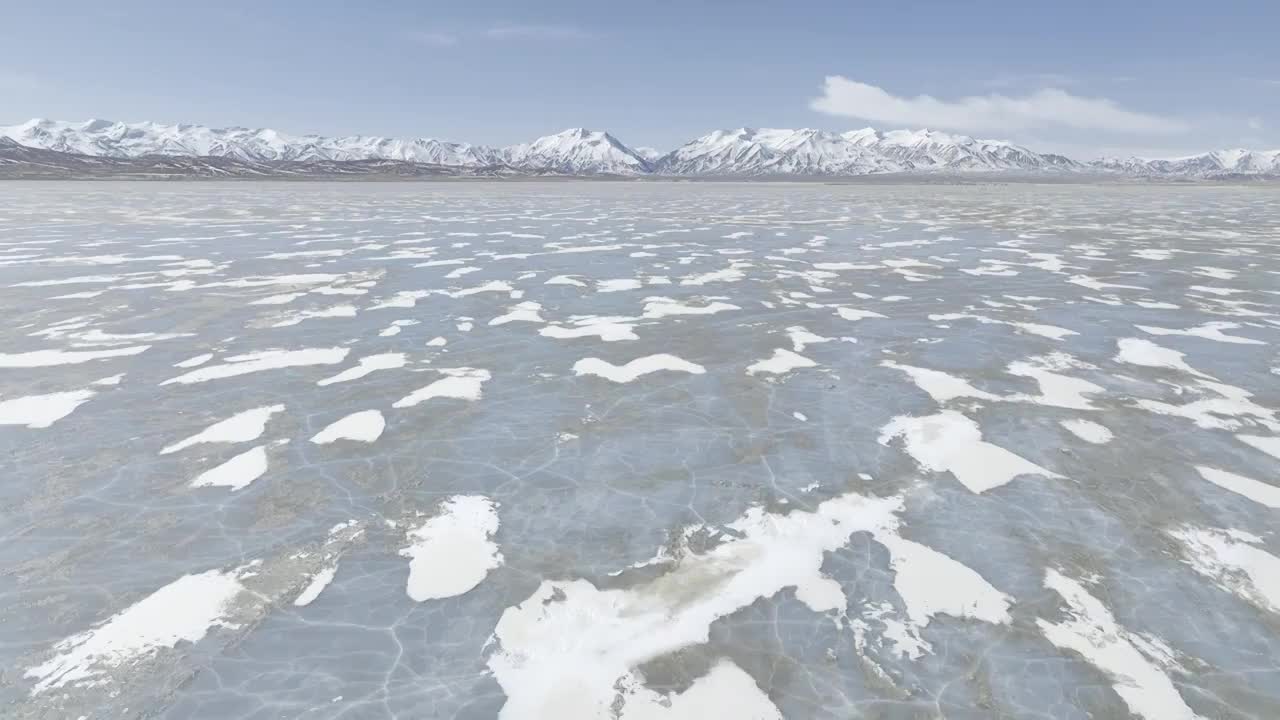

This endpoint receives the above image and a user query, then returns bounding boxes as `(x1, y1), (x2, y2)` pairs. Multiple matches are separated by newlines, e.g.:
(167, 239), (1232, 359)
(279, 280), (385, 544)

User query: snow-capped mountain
(654, 128), (898, 175)
(3, 117), (1276, 178)
(653, 127), (1077, 175)
(1091, 149), (1280, 178)
(501, 128), (651, 175)
(870, 129), (1079, 171)
(0, 119), (503, 166)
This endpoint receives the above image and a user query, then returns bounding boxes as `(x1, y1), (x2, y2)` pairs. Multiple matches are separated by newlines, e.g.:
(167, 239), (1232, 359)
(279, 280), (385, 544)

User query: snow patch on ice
(1060, 419), (1114, 444)
(574, 354), (705, 383)
(746, 348), (817, 376)
(311, 410), (385, 445)
(1195, 466), (1280, 508)
(163, 348), (349, 385)
(879, 410), (1060, 493)
(0, 389), (96, 429)
(190, 445), (269, 491)
(316, 353), (406, 386)
(401, 496), (502, 601)
(1037, 569), (1201, 720)
(24, 569), (245, 694)
(393, 368), (491, 407)
(161, 404), (284, 455)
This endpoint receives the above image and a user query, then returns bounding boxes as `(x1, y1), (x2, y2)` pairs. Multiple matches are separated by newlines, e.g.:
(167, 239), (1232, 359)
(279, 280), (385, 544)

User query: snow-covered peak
(502, 128), (651, 175)
(841, 127), (883, 146)
(655, 125), (1073, 175)
(0, 118), (505, 166)
(1091, 148), (1280, 177)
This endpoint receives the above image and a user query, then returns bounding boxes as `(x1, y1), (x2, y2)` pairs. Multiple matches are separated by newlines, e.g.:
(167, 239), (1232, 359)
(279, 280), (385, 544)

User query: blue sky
(2, 0), (1277, 157)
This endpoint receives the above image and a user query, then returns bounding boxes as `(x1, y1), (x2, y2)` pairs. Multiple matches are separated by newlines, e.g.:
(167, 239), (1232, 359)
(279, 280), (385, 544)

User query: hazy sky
(3, 0), (1277, 157)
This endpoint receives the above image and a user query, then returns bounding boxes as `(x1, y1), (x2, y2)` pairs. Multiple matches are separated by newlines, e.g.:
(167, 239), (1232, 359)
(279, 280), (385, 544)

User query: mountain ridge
(2, 118), (1277, 178)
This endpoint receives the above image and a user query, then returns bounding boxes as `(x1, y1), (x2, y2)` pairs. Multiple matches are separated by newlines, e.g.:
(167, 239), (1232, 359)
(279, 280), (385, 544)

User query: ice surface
(4, 182), (1279, 720)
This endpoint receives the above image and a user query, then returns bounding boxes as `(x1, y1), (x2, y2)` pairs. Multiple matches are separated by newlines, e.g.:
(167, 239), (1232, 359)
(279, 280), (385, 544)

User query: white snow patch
(879, 410), (1060, 493)
(545, 275), (587, 287)
(163, 348), (349, 385)
(836, 307), (888, 322)
(641, 296), (740, 319)
(746, 349), (817, 376)
(401, 496), (502, 601)
(444, 281), (513, 298)
(680, 267), (746, 286)
(1195, 466), (1280, 508)
(882, 361), (999, 403)
(1137, 321), (1265, 345)
(485, 490), (1008, 718)
(876, 535), (1013, 659)
(311, 410), (386, 445)
(490, 301), (544, 325)
(24, 569), (245, 694)
(270, 304), (358, 328)
(370, 290), (432, 309)
(1238, 434), (1280, 460)
(1007, 355), (1104, 410)
(1168, 526), (1280, 615)
(161, 404), (285, 455)
(1060, 419), (1114, 444)
(540, 318), (638, 342)
(786, 326), (831, 352)
(1134, 379), (1278, 432)
(293, 567), (337, 607)
(190, 445), (268, 491)
(0, 345), (150, 368)
(573, 354), (705, 383)
(598, 279), (643, 293)
(0, 389), (96, 429)
(393, 368), (491, 407)
(1037, 569), (1201, 720)
(1115, 338), (1208, 377)
(174, 353), (213, 368)
(316, 353), (406, 386)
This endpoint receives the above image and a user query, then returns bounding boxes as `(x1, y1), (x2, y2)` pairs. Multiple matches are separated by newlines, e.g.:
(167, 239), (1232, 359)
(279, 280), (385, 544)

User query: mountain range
(2, 118), (1277, 179)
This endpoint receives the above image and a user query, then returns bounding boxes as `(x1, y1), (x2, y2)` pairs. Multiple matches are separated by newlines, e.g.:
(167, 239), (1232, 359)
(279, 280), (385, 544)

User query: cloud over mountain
(811, 77), (1188, 135)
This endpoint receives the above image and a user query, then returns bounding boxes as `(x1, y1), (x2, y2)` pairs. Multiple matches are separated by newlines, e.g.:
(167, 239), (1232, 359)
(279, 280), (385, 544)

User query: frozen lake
(2, 181), (1279, 719)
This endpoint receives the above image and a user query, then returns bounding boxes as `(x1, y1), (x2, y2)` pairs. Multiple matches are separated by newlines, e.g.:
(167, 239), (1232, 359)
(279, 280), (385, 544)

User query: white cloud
(409, 31), (458, 47)
(810, 76), (1187, 135)
(1247, 117), (1264, 131)
(484, 24), (595, 40)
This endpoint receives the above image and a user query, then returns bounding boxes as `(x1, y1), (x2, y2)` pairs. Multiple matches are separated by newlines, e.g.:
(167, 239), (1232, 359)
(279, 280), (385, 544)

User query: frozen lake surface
(2, 181), (1279, 719)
